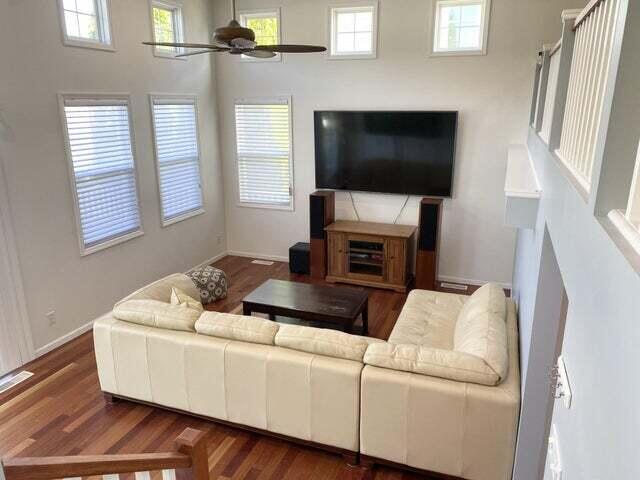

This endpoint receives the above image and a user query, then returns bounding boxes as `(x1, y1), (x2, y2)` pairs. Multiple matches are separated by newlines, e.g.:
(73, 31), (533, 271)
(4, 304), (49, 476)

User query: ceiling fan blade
(142, 41), (225, 49)
(243, 50), (277, 59)
(255, 44), (327, 53)
(230, 37), (257, 49)
(175, 49), (227, 58)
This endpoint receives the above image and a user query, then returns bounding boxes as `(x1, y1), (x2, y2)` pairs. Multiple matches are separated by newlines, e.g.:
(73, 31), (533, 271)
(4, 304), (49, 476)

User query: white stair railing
(540, 41), (562, 144)
(556, 0), (621, 192)
(625, 141), (640, 230)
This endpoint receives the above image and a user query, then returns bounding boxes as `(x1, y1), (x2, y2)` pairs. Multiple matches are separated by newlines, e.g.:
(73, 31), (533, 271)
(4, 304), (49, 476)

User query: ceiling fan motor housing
(214, 20), (255, 46)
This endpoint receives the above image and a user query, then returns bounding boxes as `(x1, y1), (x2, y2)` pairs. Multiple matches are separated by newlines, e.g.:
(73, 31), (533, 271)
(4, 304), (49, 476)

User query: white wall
(212, 0), (584, 287)
(0, 0), (226, 353)
(514, 2), (640, 478)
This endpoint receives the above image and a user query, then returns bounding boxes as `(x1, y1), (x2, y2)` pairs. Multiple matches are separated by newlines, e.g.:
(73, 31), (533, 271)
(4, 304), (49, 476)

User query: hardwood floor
(0, 255), (436, 479)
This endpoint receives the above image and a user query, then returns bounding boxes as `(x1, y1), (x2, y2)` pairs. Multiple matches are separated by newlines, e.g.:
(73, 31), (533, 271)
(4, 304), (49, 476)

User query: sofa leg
(103, 393), (119, 404)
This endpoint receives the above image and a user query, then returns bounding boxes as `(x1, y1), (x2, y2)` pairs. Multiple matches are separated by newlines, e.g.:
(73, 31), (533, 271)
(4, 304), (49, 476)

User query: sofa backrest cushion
(453, 283), (508, 381)
(113, 299), (201, 332)
(364, 343), (501, 386)
(116, 273), (201, 306)
(170, 287), (204, 314)
(275, 324), (383, 362)
(196, 312), (279, 345)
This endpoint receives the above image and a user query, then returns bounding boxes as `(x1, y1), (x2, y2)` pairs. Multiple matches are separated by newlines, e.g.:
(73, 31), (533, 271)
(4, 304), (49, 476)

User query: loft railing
(539, 41), (562, 144)
(556, 0), (621, 192)
(0, 428), (208, 480)
(626, 142), (640, 230)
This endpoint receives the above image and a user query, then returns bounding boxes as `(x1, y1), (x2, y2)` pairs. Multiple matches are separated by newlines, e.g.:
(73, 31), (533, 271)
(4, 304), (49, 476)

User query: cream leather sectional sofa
(93, 273), (520, 480)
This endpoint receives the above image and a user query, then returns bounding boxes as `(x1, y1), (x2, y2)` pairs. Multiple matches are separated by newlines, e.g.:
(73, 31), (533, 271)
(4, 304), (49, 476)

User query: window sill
(62, 37), (115, 52)
(240, 54), (282, 63)
(430, 49), (487, 58)
(162, 208), (205, 227)
(237, 201), (294, 212)
(152, 50), (188, 61)
(80, 230), (144, 257)
(328, 52), (377, 60)
(602, 211), (640, 275)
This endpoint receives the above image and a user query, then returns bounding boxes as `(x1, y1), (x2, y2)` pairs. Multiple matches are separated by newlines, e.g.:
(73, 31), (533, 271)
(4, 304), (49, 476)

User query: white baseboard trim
(226, 250), (289, 263)
(438, 275), (512, 291)
(188, 251), (228, 271)
(34, 318), (95, 358)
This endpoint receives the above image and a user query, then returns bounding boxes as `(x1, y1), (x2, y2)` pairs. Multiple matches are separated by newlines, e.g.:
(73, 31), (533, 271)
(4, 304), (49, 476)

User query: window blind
(151, 97), (203, 223)
(62, 97), (141, 252)
(234, 98), (292, 208)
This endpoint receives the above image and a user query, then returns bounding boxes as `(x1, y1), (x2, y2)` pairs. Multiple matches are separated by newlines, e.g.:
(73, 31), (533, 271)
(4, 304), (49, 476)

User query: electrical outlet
(216, 235), (222, 245)
(46, 311), (56, 326)
(548, 424), (563, 480)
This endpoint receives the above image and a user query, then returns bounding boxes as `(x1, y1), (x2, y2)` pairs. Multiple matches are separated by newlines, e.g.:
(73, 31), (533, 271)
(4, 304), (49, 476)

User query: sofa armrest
(364, 343), (501, 386)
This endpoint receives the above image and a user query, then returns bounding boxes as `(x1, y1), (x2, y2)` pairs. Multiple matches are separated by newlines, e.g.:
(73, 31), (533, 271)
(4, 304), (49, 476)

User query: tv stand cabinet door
(328, 232), (346, 277)
(385, 238), (406, 286)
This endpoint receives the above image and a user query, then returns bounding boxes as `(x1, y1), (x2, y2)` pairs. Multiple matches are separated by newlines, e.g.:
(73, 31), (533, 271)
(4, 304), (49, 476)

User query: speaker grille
(418, 203), (439, 251)
(310, 195), (326, 239)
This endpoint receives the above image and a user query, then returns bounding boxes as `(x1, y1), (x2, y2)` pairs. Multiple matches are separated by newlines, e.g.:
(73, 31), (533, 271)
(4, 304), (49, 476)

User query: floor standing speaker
(310, 191), (335, 279)
(415, 198), (442, 291)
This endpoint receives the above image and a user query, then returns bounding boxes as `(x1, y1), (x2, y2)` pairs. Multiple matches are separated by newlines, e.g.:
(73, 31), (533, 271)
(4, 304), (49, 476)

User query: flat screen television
(314, 111), (457, 197)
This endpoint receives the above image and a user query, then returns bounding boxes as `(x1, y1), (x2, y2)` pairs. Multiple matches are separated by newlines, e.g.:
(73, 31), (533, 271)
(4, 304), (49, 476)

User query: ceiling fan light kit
(143, 0), (326, 58)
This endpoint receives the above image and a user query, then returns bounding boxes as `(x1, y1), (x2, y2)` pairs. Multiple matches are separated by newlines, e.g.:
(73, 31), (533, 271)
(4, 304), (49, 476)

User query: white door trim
(0, 144), (34, 373)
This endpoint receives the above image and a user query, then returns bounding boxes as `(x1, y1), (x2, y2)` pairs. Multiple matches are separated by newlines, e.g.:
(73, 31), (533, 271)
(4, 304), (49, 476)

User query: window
(150, 0), (184, 57)
(432, 0), (490, 56)
(57, 0), (113, 50)
(329, 2), (378, 59)
(234, 98), (293, 210)
(150, 95), (204, 225)
(59, 95), (142, 255)
(239, 9), (281, 62)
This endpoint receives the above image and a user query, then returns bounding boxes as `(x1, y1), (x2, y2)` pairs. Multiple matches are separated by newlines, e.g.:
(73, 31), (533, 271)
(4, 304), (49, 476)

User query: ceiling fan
(143, 0), (326, 58)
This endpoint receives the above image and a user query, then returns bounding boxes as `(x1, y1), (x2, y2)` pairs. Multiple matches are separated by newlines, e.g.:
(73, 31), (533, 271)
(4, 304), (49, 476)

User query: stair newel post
(174, 428), (209, 480)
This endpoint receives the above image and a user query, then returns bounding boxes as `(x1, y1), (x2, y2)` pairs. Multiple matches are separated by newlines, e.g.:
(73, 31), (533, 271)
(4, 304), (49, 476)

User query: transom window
(60, 95), (142, 255)
(432, 0), (490, 55)
(58, 0), (112, 49)
(239, 9), (281, 62)
(234, 98), (293, 210)
(329, 3), (378, 59)
(150, 96), (204, 226)
(151, 1), (184, 57)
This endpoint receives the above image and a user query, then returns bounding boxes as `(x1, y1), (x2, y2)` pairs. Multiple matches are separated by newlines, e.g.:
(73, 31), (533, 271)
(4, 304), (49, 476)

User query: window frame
(58, 93), (144, 257)
(149, 93), (205, 227)
(149, 0), (186, 60)
(57, 0), (115, 51)
(234, 96), (295, 212)
(328, 1), (379, 60)
(430, 0), (491, 57)
(238, 8), (282, 63)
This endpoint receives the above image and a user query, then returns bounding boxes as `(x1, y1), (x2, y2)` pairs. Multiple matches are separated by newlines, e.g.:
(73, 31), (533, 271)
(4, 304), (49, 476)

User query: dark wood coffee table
(242, 279), (369, 335)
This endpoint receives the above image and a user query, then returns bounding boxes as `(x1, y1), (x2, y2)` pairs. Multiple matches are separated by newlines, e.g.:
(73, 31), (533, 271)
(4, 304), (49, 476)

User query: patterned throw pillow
(187, 266), (229, 304)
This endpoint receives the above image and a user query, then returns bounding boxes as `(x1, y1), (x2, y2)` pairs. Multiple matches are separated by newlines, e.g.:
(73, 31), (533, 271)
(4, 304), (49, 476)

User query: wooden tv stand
(325, 221), (416, 293)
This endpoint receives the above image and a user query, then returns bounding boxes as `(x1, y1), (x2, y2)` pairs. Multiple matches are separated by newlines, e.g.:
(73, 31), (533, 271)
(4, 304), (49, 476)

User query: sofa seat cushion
(113, 299), (201, 332)
(196, 312), (279, 345)
(275, 325), (384, 362)
(363, 343), (502, 386)
(454, 283), (508, 382)
(116, 273), (201, 306)
(388, 290), (466, 349)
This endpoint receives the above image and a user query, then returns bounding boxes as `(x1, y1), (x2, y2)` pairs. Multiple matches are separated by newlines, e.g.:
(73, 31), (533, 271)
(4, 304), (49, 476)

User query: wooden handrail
(573, 0), (606, 31)
(1, 428), (208, 480)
